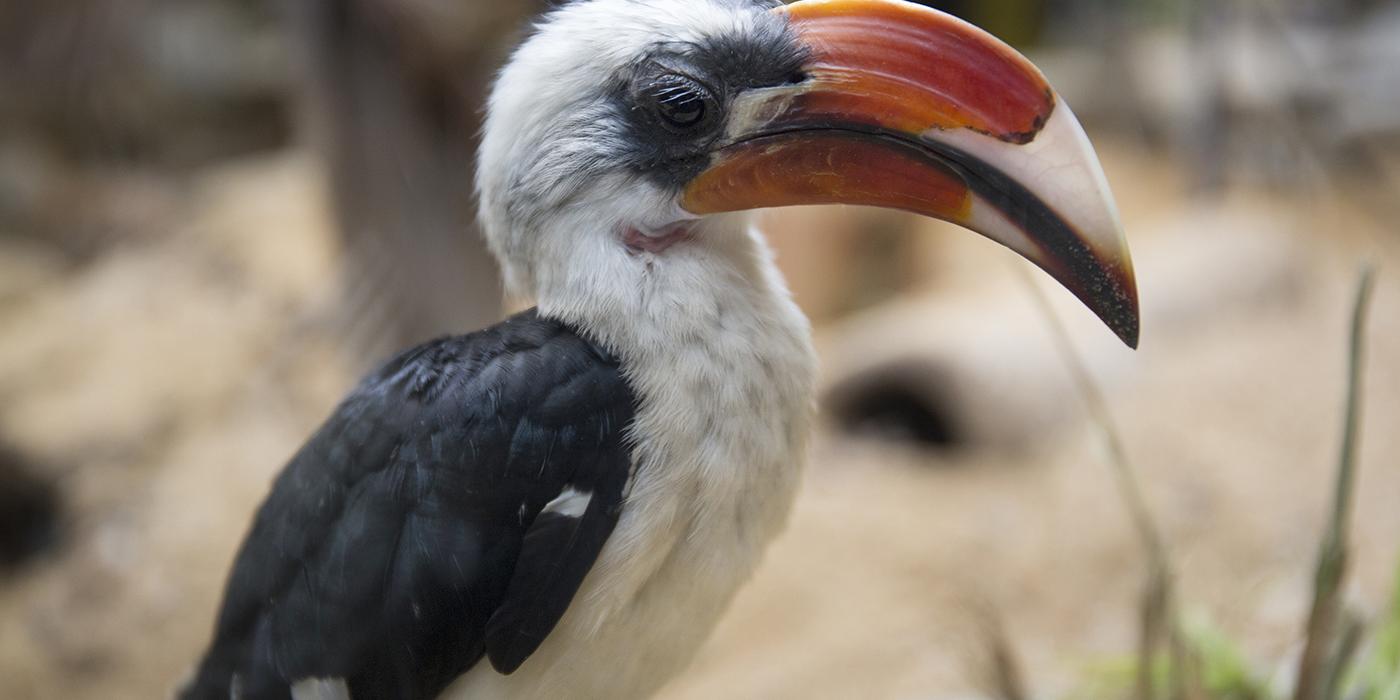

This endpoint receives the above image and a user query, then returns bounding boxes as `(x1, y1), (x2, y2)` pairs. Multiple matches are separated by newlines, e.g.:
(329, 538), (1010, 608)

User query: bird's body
(451, 221), (814, 699)
(187, 219), (813, 700)
(185, 0), (1137, 697)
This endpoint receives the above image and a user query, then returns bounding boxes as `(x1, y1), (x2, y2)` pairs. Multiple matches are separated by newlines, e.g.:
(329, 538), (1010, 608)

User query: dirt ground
(0, 139), (1396, 699)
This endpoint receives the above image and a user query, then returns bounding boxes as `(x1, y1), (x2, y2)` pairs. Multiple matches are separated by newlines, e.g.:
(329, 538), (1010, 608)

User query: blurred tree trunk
(288, 0), (546, 365)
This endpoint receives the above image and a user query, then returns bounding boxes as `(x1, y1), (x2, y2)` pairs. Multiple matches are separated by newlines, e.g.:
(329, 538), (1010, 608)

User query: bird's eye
(649, 74), (712, 131)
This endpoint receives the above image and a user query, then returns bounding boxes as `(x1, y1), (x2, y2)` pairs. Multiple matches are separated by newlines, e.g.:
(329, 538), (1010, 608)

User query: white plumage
(459, 2), (818, 696)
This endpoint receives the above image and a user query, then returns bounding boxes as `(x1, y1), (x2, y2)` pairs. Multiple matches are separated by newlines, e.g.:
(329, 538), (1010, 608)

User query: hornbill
(182, 0), (1138, 698)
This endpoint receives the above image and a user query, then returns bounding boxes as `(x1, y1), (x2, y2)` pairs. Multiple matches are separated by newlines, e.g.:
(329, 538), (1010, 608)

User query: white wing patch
(290, 677), (350, 700)
(541, 486), (592, 518)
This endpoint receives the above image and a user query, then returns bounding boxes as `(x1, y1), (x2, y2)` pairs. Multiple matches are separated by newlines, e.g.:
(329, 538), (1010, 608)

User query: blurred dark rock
(827, 360), (965, 450)
(0, 440), (62, 574)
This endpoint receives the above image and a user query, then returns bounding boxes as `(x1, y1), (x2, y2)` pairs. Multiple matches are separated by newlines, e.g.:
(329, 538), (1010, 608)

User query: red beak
(682, 0), (1139, 347)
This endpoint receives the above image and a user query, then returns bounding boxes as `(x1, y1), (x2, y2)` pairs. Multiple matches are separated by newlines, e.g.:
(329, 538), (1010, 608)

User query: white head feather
(475, 0), (797, 354)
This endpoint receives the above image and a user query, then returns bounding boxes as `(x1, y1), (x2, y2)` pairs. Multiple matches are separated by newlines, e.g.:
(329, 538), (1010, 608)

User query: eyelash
(649, 75), (712, 129)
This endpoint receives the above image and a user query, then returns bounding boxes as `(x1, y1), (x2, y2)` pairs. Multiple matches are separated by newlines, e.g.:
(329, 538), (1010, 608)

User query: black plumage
(183, 309), (637, 700)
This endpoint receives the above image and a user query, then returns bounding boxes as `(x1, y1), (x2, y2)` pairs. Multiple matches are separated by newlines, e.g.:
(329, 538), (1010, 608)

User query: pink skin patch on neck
(624, 224), (694, 255)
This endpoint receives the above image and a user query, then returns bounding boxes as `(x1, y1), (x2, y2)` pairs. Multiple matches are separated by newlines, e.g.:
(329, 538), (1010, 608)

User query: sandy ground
(0, 140), (1396, 699)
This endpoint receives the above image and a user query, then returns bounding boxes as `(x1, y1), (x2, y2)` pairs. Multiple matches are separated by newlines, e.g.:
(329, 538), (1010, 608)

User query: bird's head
(478, 0), (1139, 348)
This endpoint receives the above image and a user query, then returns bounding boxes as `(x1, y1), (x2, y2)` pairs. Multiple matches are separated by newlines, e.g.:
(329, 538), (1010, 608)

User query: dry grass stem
(1294, 265), (1377, 700)
(971, 603), (1030, 700)
(1015, 262), (1183, 700)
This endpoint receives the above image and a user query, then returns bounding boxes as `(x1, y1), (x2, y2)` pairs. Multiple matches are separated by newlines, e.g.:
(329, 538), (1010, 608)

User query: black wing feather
(182, 309), (636, 700)
(484, 422), (631, 673)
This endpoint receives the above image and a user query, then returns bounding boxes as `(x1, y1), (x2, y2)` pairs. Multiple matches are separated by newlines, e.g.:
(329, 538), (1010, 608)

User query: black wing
(182, 309), (636, 700)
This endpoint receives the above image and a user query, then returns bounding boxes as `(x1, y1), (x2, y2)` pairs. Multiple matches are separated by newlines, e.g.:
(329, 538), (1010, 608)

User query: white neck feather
(534, 215), (799, 357)
(538, 208), (816, 590)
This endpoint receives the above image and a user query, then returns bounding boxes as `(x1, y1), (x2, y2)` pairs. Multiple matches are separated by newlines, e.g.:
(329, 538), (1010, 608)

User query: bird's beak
(682, 0), (1139, 347)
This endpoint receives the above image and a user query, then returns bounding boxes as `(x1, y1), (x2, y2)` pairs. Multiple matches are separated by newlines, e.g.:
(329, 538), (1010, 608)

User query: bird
(181, 0), (1139, 698)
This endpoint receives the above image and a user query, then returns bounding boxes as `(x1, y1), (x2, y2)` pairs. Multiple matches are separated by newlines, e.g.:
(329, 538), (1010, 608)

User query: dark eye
(649, 74), (712, 130)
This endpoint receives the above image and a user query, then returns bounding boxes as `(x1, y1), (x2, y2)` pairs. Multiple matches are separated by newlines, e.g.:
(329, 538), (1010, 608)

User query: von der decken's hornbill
(182, 1), (1138, 698)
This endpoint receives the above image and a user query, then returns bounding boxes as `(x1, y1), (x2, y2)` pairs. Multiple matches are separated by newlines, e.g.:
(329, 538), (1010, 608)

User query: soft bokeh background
(1, 0), (1397, 698)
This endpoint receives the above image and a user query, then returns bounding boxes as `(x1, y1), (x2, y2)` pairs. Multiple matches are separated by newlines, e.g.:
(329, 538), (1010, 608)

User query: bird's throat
(623, 224), (695, 255)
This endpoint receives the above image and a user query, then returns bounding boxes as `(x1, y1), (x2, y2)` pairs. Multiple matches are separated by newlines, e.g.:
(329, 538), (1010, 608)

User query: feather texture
(182, 309), (636, 700)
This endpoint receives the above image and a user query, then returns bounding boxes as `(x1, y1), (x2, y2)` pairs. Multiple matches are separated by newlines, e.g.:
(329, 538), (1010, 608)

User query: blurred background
(1, 0), (1398, 697)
